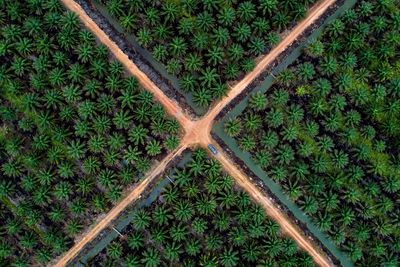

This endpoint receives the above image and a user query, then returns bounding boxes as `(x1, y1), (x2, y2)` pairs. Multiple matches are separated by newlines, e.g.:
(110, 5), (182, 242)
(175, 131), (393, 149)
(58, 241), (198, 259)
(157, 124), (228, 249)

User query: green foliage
(100, 0), (317, 108)
(226, 1), (400, 265)
(0, 0), (180, 264)
(90, 150), (312, 265)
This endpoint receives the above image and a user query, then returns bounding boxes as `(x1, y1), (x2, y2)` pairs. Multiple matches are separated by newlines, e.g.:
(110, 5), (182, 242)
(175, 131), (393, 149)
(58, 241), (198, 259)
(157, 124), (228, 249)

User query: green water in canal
(82, 0), (357, 265)
(213, 0), (357, 266)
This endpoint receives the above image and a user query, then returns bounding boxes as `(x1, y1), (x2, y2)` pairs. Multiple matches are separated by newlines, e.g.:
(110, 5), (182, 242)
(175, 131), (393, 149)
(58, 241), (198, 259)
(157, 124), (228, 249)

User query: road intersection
(55, 0), (337, 266)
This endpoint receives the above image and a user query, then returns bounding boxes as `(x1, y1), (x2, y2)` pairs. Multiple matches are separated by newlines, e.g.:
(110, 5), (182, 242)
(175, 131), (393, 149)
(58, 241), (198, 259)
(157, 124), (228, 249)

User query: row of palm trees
(89, 149), (314, 267)
(225, 1), (400, 265)
(100, 0), (316, 108)
(0, 0), (179, 265)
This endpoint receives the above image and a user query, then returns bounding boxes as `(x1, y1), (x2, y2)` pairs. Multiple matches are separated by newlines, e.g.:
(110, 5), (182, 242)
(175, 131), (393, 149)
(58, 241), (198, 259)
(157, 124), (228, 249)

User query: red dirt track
(55, 0), (337, 266)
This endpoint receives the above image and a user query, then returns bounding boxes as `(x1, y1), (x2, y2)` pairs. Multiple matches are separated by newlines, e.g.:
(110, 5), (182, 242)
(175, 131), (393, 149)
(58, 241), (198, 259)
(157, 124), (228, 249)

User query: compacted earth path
(55, 0), (338, 266)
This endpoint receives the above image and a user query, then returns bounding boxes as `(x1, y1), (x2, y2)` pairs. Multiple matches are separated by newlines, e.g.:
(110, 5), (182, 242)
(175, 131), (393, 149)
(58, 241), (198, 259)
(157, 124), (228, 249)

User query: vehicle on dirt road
(208, 144), (218, 155)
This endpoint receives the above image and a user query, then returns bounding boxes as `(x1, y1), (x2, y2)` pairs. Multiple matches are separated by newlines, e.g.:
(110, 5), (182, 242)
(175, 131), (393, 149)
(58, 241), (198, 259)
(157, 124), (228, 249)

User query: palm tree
(191, 217), (207, 234)
(162, 2), (179, 22)
(164, 242), (181, 262)
(151, 227), (168, 246)
(306, 40), (324, 58)
(146, 140), (162, 156)
(276, 69), (295, 87)
(267, 32), (280, 47)
(128, 125), (148, 146)
(92, 193), (107, 212)
(273, 12), (289, 30)
(106, 0), (124, 17)
(163, 187), (178, 203)
(238, 1), (256, 21)
(36, 248), (51, 263)
(213, 212), (230, 231)
(48, 205), (65, 222)
(196, 194), (217, 215)
(5, 219), (21, 236)
(107, 242), (123, 259)
(224, 63), (240, 80)
(127, 231), (144, 250)
(300, 196), (318, 214)
(228, 43), (244, 62)
(218, 7), (235, 26)
(250, 37), (265, 55)
(185, 239), (201, 256)
(239, 136), (256, 151)
(224, 118), (242, 137)
(153, 45), (168, 62)
(53, 181), (72, 200)
(212, 27), (229, 46)
(281, 238), (298, 256)
(98, 169), (116, 188)
(284, 180), (301, 201)
(76, 43), (93, 63)
(244, 113), (262, 132)
(165, 136), (179, 151)
(0, 180), (15, 198)
(113, 110), (132, 129)
(124, 254), (141, 267)
(120, 13), (137, 31)
(180, 74), (197, 92)
(234, 23), (251, 42)
(124, 145), (142, 164)
(88, 135), (106, 153)
(315, 212), (333, 231)
(200, 67), (219, 88)
(141, 248), (161, 267)
(266, 109), (284, 128)
(152, 205), (172, 225)
(206, 46), (224, 66)
(205, 233), (222, 250)
(193, 88), (212, 107)
(218, 190), (237, 209)
(327, 19), (344, 37)
(332, 150), (349, 169)
(170, 37), (187, 57)
(166, 59), (181, 75)
(66, 218), (82, 236)
(178, 17), (195, 35)
(70, 198), (86, 215)
(170, 222), (187, 242)
(249, 92), (267, 111)
(174, 201), (194, 222)
(192, 32), (209, 51)
(184, 53), (202, 72)
(132, 210), (151, 231)
(297, 62), (315, 81)
(68, 63), (86, 83)
(107, 185), (122, 203)
(197, 11), (215, 31)
(260, 0), (278, 15)
(82, 156), (100, 175)
(243, 241), (261, 262)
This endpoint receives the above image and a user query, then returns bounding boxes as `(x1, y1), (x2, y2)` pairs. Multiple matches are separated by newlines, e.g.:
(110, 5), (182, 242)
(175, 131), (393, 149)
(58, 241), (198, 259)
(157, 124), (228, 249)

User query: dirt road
(56, 0), (337, 266)
(53, 144), (186, 266)
(206, 138), (334, 266)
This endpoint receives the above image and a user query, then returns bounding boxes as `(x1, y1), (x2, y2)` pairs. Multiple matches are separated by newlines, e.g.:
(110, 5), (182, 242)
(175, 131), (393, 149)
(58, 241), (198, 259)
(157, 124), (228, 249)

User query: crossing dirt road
(55, 0), (337, 266)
